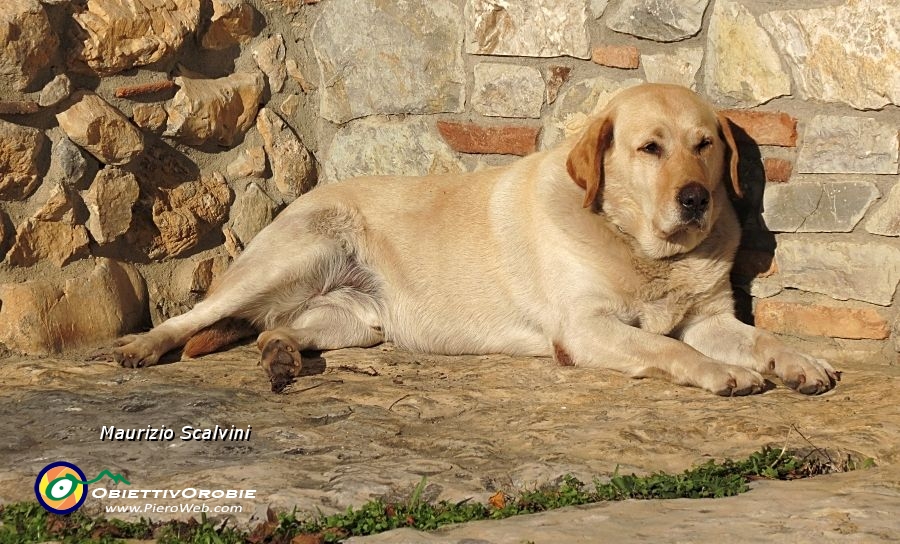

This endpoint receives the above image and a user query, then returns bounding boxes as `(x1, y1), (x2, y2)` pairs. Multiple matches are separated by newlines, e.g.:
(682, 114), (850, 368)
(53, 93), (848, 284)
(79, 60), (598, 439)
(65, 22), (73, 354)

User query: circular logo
(34, 462), (88, 514)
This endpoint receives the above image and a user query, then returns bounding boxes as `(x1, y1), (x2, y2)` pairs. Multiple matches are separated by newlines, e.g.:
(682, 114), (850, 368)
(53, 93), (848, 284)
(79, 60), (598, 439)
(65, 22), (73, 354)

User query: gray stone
(45, 130), (89, 189)
(542, 75), (643, 149)
(866, 180), (900, 236)
(797, 116), (899, 175)
(761, 181), (880, 233)
(0, 0), (58, 90)
(642, 48), (703, 90)
(165, 72), (264, 147)
(0, 119), (44, 200)
(256, 108), (315, 199)
(38, 74), (72, 107)
(313, 0), (465, 124)
(81, 167), (140, 244)
(775, 238), (900, 306)
(606, 0), (709, 42)
(465, 0), (591, 58)
(590, 0), (609, 18)
(472, 63), (544, 119)
(704, 0), (790, 106)
(762, 1), (900, 110)
(0, 258), (147, 354)
(323, 116), (464, 182)
(230, 182), (276, 245)
(253, 34), (286, 93)
(56, 92), (144, 166)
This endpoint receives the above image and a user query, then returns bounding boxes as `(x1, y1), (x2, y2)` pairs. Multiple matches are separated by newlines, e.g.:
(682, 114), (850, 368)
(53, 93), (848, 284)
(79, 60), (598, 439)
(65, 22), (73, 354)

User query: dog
(109, 83), (839, 396)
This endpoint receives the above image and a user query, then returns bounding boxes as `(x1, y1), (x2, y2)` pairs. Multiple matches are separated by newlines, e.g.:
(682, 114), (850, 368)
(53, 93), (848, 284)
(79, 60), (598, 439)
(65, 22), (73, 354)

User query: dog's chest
(627, 258), (714, 335)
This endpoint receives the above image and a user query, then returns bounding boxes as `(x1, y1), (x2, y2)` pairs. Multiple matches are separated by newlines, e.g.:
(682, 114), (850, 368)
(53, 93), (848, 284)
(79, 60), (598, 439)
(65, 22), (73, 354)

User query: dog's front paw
(699, 363), (766, 397)
(108, 334), (164, 369)
(257, 329), (304, 393)
(768, 349), (839, 395)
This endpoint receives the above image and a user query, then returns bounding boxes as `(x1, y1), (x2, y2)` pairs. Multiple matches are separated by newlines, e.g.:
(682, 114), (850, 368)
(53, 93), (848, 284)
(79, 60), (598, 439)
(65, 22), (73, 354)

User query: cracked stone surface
(1, 344), (898, 541)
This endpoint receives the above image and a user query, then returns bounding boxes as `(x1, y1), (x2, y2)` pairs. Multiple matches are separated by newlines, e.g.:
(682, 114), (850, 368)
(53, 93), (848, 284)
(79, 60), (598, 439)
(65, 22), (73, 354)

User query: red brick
(755, 299), (890, 340)
(436, 121), (539, 156)
(591, 46), (640, 69)
(763, 158), (793, 182)
(733, 249), (776, 279)
(720, 110), (798, 147)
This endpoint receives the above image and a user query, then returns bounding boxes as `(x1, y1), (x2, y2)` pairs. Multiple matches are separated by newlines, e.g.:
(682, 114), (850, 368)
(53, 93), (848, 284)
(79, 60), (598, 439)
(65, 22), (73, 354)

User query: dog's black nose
(677, 183), (710, 221)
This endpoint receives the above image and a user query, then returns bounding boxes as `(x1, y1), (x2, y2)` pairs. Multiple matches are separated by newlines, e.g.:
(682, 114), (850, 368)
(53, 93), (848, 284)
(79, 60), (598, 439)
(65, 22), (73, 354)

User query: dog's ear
(717, 113), (742, 198)
(566, 116), (614, 209)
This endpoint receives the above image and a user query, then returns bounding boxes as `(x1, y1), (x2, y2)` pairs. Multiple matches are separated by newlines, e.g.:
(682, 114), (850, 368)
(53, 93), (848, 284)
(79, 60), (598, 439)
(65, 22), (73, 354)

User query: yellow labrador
(111, 83), (838, 395)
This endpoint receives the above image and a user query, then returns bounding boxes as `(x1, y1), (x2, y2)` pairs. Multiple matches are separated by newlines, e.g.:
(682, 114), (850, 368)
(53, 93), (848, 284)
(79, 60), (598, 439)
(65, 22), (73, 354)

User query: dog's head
(566, 84), (740, 259)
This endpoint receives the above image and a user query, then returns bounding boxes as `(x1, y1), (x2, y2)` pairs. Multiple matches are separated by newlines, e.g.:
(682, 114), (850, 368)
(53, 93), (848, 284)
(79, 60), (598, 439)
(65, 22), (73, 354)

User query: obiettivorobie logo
(35, 461), (130, 514)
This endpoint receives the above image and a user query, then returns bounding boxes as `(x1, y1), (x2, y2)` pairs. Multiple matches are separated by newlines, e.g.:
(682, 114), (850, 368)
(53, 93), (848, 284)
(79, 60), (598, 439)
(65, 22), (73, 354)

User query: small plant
(0, 446), (870, 544)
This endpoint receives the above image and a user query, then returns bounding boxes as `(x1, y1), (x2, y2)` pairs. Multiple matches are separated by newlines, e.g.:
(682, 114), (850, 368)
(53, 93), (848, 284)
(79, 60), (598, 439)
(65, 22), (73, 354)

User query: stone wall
(0, 0), (897, 363)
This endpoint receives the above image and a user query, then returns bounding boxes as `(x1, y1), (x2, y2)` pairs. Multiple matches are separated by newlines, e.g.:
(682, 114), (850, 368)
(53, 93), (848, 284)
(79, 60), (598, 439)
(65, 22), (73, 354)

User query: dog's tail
(183, 318), (257, 358)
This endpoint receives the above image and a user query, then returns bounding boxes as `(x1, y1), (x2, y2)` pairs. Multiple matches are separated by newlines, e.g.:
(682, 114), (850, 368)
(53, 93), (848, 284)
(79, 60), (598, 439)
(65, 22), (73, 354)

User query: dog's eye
(639, 142), (661, 156)
(696, 138), (712, 153)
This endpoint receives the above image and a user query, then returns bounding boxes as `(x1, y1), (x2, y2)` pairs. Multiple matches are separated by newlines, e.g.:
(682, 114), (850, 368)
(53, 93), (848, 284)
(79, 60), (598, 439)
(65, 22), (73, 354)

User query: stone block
(437, 121), (539, 156)
(606, 0), (709, 42)
(0, 0), (58, 90)
(56, 92), (144, 166)
(165, 72), (264, 147)
(866, 180), (900, 237)
(762, 182), (879, 233)
(763, 158), (793, 183)
(313, 0), (465, 123)
(755, 299), (890, 340)
(642, 48), (703, 89)
(465, 0), (590, 58)
(775, 238), (900, 306)
(81, 167), (140, 244)
(797, 115), (899, 175)
(0, 119), (44, 200)
(591, 46), (640, 69)
(472, 63), (544, 119)
(256, 108), (315, 199)
(720, 110), (797, 147)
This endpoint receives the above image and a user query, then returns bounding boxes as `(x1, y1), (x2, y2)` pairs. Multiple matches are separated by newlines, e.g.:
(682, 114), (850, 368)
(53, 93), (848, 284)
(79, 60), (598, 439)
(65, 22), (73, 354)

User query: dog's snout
(677, 183), (709, 221)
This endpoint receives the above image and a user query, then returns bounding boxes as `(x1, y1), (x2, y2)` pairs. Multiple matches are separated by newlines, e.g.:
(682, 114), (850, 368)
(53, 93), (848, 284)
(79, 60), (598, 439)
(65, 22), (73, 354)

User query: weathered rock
(756, 298), (890, 340)
(313, 0), (465, 124)
(0, 119), (44, 200)
(590, 0), (609, 18)
(591, 45), (641, 69)
(131, 103), (168, 133)
(437, 121), (539, 156)
(323, 116), (463, 182)
(150, 172), (233, 258)
(465, 0), (590, 58)
(762, 1), (900, 110)
(56, 92), (144, 166)
(606, 0), (709, 42)
(201, 0), (257, 50)
(230, 182), (277, 245)
(761, 181), (879, 233)
(280, 94), (300, 118)
(81, 167), (140, 244)
(253, 34), (286, 93)
(0, 0), (58, 90)
(0, 258), (147, 354)
(183, 255), (230, 296)
(0, 210), (10, 261)
(763, 158), (793, 183)
(286, 59), (314, 92)
(256, 108), (315, 198)
(165, 72), (264, 147)
(775, 238), (900, 306)
(472, 63), (544, 119)
(69, 0), (201, 75)
(705, 0), (789, 106)
(6, 219), (90, 267)
(544, 66), (571, 104)
(866, 181), (900, 236)
(797, 115), (899, 175)
(720, 110), (797, 147)
(227, 146), (267, 179)
(542, 75), (643, 149)
(642, 48), (703, 89)
(32, 183), (76, 224)
(38, 74), (72, 107)
(45, 131), (89, 188)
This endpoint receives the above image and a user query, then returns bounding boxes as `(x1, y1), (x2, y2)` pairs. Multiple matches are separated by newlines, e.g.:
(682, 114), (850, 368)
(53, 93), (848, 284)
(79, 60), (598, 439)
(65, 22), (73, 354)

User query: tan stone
(642, 48), (703, 90)
(165, 72), (264, 147)
(465, 0), (590, 58)
(472, 63), (544, 119)
(0, 258), (147, 354)
(0, 0), (58, 90)
(7, 219), (90, 267)
(719, 110), (797, 147)
(230, 182), (276, 245)
(81, 167), (140, 244)
(150, 172), (233, 258)
(763, 158), (793, 183)
(32, 183), (76, 224)
(286, 59), (314, 92)
(38, 74), (72, 107)
(256, 108), (315, 198)
(132, 103), (168, 133)
(253, 34), (287, 93)
(756, 299), (890, 340)
(227, 146), (267, 179)
(0, 119), (44, 200)
(763, 0), (900, 110)
(201, 0), (257, 50)
(866, 180), (900, 237)
(705, 0), (790, 106)
(70, 0), (201, 75)
(56, 92), (144, 165)
(544, 66), (571, 105)
(437, 121), (539, 156)
(591, 46), (640, 69)
(796, 115), (899, 175)
(176, 255), (231, 299)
